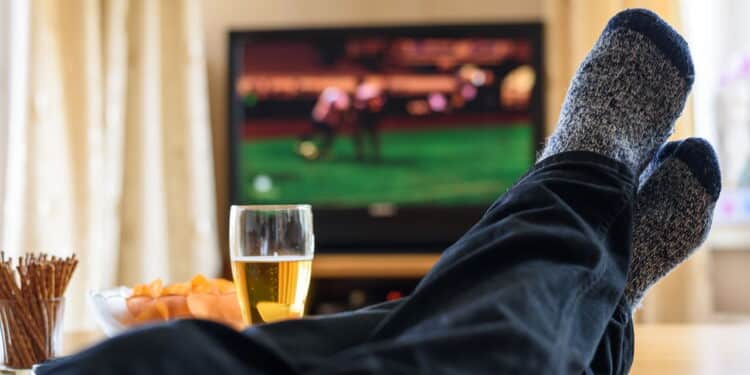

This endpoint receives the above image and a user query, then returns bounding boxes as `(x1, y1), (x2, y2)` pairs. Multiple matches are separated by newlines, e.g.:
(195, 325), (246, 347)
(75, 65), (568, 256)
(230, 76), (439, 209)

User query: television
(228, 23), (544, 253)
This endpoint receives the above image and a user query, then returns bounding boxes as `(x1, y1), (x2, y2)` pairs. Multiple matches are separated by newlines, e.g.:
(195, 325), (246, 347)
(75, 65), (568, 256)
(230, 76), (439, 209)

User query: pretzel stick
(0, 264), (35, 366)
(20, 263), (44, 352)
(22, 263), (44, 358)
(2, 305), (32, 368)
(0, 269), (24, 368)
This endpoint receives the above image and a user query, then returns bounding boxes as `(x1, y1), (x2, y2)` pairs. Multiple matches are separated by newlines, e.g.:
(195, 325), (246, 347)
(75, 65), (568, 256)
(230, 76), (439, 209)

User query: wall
(201, 0), (544, 261)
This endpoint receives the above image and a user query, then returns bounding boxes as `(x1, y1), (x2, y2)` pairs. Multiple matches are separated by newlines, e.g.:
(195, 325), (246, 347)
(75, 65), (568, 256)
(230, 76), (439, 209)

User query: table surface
(630, 324), (750, 375)
(64, 324), (750, 374)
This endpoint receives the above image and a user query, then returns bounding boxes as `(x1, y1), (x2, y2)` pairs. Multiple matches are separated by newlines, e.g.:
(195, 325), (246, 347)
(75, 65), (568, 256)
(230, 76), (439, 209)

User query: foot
(625, 138), (721, 309)
(540, 8), (694, 174)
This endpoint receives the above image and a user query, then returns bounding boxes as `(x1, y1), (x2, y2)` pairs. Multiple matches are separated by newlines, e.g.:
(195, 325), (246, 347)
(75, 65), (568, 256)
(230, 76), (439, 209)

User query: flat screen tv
(228, 23), (544, 252)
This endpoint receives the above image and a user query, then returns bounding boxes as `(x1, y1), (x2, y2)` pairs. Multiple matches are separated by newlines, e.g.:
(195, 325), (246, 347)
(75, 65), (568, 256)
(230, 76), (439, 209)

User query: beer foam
(231, 255), (313, 262)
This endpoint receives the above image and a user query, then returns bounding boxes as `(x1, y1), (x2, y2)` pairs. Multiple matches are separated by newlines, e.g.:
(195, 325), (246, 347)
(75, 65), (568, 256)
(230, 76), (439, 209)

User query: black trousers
(38, 151), (636, 374)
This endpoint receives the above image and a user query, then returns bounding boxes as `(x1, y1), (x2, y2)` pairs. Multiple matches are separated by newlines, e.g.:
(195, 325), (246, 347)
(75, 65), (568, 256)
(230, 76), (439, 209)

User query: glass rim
(230, 204), (311, 211)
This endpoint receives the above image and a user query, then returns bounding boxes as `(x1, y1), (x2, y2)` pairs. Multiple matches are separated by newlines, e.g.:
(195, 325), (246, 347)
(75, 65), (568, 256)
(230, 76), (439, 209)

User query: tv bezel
(227, 22), (545, 253)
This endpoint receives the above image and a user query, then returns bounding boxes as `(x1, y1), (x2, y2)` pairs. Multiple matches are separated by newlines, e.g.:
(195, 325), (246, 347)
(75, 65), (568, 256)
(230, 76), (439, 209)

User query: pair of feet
(540, 9), (720, 310)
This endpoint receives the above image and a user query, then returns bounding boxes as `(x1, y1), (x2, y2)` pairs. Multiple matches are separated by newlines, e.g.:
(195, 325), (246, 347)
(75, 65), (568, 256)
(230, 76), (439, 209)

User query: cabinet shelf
(312, 254), (440, 279)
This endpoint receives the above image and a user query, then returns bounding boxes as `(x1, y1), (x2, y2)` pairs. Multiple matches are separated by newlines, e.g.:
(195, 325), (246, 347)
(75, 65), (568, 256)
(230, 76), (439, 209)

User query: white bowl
(86, 287), (133, 337)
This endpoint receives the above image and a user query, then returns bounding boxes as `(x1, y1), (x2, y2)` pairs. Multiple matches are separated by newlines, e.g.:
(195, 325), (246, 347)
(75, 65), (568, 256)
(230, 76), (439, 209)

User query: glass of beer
(229, 205), (314, 326)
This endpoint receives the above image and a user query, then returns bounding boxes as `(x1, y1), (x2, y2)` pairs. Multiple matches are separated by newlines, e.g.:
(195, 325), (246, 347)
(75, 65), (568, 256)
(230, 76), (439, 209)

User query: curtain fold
(545, 0), (712, 322)
(0, 0), (220, 330)
(0, 0), (9, 238)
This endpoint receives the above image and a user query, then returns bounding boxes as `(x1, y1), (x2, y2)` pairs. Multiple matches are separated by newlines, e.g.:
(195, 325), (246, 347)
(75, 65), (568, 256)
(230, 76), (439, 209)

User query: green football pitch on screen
(236, 123), (533, 207)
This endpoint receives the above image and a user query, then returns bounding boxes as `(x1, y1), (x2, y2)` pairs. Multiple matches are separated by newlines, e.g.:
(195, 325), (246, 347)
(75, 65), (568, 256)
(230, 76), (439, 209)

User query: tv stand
(308, 253), (439, 314)
(312, 253), (440, 279)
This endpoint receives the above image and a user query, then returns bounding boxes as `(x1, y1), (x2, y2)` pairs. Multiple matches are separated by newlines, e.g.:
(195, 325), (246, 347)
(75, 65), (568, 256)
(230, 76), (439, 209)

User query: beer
(229, 205), (314, 325)
(231, 255), (313, 325)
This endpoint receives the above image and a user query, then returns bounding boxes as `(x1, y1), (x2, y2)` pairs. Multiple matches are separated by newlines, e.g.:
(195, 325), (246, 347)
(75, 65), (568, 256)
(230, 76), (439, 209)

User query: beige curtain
(0, 0), (221, 331)
(545, 0), (712, 322)
(0, 1), (9, 238)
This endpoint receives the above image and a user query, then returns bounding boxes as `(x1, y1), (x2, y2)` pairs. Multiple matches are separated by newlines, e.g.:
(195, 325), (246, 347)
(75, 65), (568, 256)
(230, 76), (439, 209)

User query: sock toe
(605, 8), (694, 86)
(672, 137), (722, 200)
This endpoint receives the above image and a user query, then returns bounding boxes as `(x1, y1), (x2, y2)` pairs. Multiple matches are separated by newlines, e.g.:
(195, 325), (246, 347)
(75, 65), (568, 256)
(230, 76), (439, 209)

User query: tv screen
(229, 24), (543, 251)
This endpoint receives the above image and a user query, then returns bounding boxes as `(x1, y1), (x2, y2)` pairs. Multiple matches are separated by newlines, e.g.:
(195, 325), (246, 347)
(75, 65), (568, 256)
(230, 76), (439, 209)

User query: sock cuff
(604, 8), (694, 87)
(672, 137), (722, 200)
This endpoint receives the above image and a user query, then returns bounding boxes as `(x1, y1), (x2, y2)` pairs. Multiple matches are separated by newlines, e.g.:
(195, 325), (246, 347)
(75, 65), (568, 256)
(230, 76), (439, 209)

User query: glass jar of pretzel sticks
(0, 253), (77, 371)
(0, 298), (64, 370)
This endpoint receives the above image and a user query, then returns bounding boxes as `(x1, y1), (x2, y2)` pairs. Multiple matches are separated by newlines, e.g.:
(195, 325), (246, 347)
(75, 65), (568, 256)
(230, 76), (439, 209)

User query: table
(63, 331), (105, 355)
(65, 324), (750, 374)
(631, 324), (750, 375)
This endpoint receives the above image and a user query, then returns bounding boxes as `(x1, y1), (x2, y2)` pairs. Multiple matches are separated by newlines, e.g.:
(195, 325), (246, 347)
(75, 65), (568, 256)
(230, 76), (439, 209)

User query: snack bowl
(87, 278), (245, 337)
(87, 287), (132, 337)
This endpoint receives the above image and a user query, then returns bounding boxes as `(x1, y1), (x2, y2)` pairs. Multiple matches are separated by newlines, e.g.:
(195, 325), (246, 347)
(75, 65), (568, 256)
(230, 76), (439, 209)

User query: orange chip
(159, 295), (192, 319)
(187, 292), (244, 330)
(126, 296), (154, 318)
(154, 300), (169, 320)
(132, 302), (161, 322)
(131, 279), (164, 298)
(163, 282), (191, 296)
(188, 275), (234, 294)
(190, 274), (212, 294)
(150, 279), (164, 297)
(131, 278), (164, 298)
(126, 276), (242, 329)
(213, 279), (235, 294)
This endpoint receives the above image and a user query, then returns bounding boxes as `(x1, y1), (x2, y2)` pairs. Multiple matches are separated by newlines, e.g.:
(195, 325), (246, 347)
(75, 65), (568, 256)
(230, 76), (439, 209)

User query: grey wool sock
(540, 8), (694, 174)
(624, 138), (721, 309)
